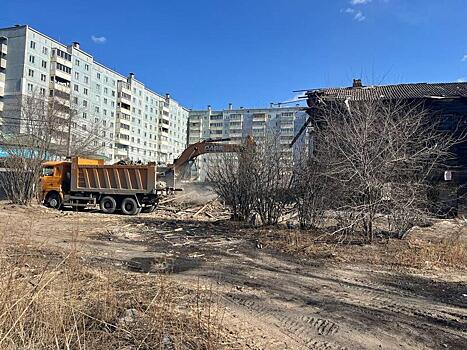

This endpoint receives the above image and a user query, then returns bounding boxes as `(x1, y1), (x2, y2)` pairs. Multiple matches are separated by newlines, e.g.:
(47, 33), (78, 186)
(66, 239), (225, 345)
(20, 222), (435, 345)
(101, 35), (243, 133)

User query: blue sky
(1, 0), (466, 109)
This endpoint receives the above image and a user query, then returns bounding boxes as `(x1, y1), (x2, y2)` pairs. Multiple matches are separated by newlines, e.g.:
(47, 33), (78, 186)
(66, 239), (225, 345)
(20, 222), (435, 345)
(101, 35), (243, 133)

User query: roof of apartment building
(307, 81), (467, 101)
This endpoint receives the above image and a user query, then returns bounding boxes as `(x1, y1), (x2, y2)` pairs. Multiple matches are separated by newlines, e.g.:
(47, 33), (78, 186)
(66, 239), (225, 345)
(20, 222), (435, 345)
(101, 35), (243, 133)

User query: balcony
(51, 66), (71, 82)
(115, 144), (129, 155)
(118, 135), (131, 146)
(117, 125), (130, 135)
(0, 43), (6, 56)
(0, 58), (6, 69)
(51, 50), (72, 69)
(0, 100), (4, 112)
(0, 85), (4, 96)
(118, 81), (131, 94)
(49, 79), (70, 94)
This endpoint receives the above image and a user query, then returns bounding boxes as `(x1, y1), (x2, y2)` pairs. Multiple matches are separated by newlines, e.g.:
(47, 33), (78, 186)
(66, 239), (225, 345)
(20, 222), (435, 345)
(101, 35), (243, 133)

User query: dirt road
(0, 203), (466, 349)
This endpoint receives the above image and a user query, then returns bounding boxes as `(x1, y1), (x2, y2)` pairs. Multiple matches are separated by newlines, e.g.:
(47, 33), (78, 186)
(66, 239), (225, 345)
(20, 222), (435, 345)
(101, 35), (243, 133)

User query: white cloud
(91, 35), (107, 44)
(354, 11), (366, 21)
(457, 78), (466, 82)
(343, 7), (366, 21)
(350, 0), (372, 4)
(462, 54), (467, 62)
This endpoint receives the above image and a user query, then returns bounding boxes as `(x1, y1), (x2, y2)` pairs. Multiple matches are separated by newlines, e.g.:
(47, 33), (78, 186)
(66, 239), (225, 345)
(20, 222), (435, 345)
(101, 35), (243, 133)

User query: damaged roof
(307, 82), (467, 101)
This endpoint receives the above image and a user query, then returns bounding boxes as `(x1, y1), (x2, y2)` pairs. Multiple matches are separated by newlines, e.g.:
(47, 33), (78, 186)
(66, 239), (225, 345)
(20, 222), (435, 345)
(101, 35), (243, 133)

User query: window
(74, 72), (79, 79)
(75, 59), (80, 66)
(95, 106), (100, 113)
(40, 88), (46, 96)
(84, 76), (89, 84)
(27, 83), (33, 92)
(104, 76), (108, 83)
(56, 63), (71, 74)
(104, 98), (108, 104)
(30, 41), (36, 49)
(73, 97), (78, 104)
(83, 112), (87, 119)
(103, 109), (107, 116)
(42, 47), (48, 55)
(83, 100), (88, 107)
(41, 60), (47, 69)
(74, 84), (79, 92)
(28, 69), (34, 77)
(84, 88), (88, 95)
(104, 87), (108, 94)
(29, 55), (35, 63)
(85, 63), (89, 71)
(96, 73), (101, 79)
(55, 49), (71, 61)
(40, 74), (46, 82)
(111, 90), (115, 97)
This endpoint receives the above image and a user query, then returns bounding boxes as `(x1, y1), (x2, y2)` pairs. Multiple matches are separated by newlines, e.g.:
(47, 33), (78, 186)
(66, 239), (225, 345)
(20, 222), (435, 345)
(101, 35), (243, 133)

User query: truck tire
(141, 204), (156, 213)
(46, 192), (62, 209)
(100, 196), (117, 214)
(121, 197), (140, 215)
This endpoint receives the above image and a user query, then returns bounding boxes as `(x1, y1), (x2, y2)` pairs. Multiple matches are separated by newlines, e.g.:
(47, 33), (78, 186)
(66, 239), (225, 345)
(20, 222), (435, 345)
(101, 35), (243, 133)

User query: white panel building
(0, 25), (188, 164)
(187, 104), (310, 180)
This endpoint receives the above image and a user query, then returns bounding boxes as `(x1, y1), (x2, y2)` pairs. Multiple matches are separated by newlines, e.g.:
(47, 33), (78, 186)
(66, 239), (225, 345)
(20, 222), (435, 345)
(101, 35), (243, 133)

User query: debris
(118, 308), (140, 326)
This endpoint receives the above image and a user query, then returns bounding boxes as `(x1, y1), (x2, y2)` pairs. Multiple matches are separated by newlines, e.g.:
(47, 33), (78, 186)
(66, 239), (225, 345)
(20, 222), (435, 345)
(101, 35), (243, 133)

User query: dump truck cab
(40, 160), (71, 208)
(40, 158), (104, 209)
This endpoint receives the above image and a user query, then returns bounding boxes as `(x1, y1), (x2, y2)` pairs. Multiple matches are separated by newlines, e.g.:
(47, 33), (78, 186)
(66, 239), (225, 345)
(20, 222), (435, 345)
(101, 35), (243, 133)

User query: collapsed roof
(305, 81), (467, 105)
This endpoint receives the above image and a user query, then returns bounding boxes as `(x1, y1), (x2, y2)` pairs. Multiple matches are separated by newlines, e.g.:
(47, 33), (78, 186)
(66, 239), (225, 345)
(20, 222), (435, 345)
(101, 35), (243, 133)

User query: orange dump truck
(40, 157), (168, 215)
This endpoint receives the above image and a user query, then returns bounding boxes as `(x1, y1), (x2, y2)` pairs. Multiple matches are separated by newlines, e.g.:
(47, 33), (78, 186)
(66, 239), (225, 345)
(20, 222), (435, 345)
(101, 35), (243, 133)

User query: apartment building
(187, 104), (309, 180)
(0, 25), (188, 164)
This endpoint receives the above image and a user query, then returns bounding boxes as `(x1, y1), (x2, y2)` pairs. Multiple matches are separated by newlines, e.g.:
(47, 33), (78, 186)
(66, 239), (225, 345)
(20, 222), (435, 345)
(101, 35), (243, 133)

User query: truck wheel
(100, 196), (117, 214)
(141, 205), (156, 213)
(46, 192), (62, 209)
(121, 197), (140, 215)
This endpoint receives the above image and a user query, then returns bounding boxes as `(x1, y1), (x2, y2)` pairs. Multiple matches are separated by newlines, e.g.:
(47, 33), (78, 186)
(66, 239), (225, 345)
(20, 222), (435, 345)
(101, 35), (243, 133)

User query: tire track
(226, 292), (345, 350)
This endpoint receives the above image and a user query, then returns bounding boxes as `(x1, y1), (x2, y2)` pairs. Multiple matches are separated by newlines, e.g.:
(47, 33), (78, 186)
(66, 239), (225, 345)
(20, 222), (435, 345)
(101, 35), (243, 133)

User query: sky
(1, 0), (466, 110)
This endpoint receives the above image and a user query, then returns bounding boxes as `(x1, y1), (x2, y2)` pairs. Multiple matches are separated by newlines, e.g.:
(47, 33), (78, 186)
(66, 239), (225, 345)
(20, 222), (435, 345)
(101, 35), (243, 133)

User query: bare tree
(0, 91), (110, 204)
(0, 91), (68, 204)
(208, 131), (293, 225)
(207, 148), (255, 221)
(297, 99), (460, 242)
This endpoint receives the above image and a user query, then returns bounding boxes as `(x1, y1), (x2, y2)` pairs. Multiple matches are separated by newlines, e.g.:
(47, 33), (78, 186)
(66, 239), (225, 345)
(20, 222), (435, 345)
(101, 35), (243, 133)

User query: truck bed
(71, 158), (157, 194)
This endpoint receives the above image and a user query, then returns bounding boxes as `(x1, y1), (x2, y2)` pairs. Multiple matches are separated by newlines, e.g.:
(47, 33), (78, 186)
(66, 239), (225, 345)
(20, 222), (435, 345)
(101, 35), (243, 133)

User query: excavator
(161, 135), (255, 187)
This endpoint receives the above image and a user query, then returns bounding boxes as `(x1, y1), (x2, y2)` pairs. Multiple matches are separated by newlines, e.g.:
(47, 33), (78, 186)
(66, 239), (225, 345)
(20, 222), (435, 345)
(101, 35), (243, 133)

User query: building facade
(0, 25), (188, 164)
(187, 104), (309, 180)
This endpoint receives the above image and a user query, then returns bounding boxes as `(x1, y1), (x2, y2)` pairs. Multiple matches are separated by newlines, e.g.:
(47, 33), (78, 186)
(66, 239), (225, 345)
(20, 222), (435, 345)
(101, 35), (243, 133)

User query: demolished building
(302, 80), (467, 214)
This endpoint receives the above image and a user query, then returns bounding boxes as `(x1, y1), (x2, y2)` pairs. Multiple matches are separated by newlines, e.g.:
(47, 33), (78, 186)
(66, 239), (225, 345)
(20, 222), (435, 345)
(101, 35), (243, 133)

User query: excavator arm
(169, 136), (255, 174)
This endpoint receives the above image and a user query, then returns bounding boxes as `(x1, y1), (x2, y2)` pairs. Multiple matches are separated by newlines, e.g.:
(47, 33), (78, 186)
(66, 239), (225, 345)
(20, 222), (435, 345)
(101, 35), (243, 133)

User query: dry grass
(251, 222), (467, 271)
(0, 237), (232, 349)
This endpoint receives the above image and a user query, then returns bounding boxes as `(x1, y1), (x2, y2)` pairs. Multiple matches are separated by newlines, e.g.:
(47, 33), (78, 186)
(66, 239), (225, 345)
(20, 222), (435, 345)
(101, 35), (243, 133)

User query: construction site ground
(0, 195), (466, 350)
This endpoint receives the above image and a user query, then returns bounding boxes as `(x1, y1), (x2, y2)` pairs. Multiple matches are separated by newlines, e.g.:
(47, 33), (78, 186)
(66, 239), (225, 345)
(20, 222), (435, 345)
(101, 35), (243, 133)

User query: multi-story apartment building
(0, 25), (188, 164)
(187, 104), (310, 180)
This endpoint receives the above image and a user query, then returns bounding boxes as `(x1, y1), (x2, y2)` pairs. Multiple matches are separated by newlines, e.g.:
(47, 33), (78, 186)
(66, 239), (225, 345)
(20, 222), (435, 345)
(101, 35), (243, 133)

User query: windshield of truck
(41, 167), (54, 176)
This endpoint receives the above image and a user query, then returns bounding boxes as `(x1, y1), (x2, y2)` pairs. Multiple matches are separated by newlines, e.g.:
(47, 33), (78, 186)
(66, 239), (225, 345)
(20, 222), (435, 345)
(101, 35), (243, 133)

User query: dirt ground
(0, 198), (466, 350)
